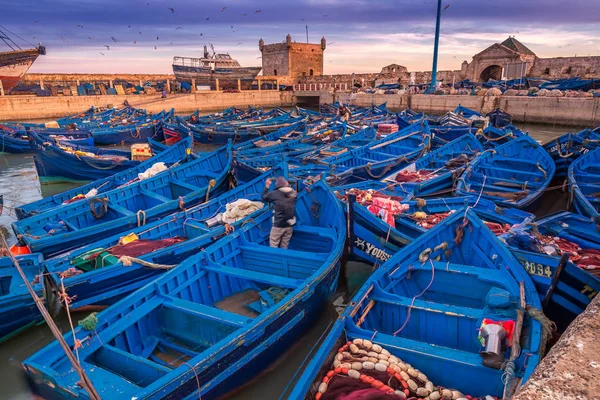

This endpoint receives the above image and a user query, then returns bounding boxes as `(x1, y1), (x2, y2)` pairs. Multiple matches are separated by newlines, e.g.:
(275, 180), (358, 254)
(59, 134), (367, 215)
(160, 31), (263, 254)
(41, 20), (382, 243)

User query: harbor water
(0, 122), (583, 399)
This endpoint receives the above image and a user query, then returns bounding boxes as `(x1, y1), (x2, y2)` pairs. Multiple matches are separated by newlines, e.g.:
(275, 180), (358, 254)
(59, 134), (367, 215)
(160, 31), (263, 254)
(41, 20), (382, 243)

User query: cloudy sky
(2, 0), (599, 74)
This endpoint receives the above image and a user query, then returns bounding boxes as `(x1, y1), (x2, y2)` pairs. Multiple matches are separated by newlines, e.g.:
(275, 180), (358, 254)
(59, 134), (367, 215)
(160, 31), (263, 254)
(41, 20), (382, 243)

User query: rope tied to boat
(526, 305), (555, 357)
(477, 129), (513, 142)
(136, 210), (146, 227)
(118, 255), (175, 269)
(365, 156), (408, 180)
(205, 179), (216, 202)
(555, 138), (574, 158)
(131, 126), (141, 139)
(89, 197), (108, 219)
(536, 163), (548, 179)
(79, 154), (125, 170)
(418, 248), (432, 263)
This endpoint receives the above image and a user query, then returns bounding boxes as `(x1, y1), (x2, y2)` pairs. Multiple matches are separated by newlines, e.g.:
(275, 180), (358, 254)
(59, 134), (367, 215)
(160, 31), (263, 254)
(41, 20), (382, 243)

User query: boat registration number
(521, 261), (552, 278)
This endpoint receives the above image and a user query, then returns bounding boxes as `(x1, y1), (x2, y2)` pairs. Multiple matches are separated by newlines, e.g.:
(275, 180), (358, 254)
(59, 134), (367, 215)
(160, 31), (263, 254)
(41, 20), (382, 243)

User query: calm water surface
(0, 121), (585, 399)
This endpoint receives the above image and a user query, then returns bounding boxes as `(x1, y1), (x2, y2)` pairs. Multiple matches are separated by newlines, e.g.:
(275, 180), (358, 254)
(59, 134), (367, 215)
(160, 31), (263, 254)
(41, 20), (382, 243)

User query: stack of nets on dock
(314, 339), (499, 400)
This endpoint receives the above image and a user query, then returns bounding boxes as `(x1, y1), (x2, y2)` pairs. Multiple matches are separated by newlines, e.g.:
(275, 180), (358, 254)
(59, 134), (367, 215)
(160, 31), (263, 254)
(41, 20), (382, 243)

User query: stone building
(259, 34), (326, 84)
(294, 36), (600, 89)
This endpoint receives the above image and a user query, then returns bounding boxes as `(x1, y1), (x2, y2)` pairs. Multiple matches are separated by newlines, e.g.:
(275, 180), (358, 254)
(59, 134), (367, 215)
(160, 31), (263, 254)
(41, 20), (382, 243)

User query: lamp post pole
(428, 0), (442, 94)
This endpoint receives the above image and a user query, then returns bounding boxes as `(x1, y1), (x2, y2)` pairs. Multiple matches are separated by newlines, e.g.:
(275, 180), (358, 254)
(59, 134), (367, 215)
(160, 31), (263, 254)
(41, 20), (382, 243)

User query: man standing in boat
(338, 104), (351, 122)
(262, 177), (297, 248)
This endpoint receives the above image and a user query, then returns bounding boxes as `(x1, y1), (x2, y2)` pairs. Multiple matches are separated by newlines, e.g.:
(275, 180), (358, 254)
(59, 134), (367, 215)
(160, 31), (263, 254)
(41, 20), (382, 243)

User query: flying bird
(128, 25), (131, 28)
(156, 36), (159, 40)
(169, 41), (173, 45)
(34, 20), (39, 23)
(111, 36), (118, 42)
(443, 4), (450, 11)
(237, 42), (243, 45)
(104, 45), (110, 50)
(243, 13), (248, 16)
(255, 10), (261, 13)
(221, 7), (227, 12)
(176, 26), (183, 30)
(200, 33), (203, 36)
(133, 41), (137, 44)
(87, 36), (92, 39)
(231, 25), (234, 28)
(168, 7), (174, 12)
(100, 52), (105, 55)
(301, 18), (305, 21)
(320, 13), (328, 17)
(77, 24), (84, 28)
(154, 46), (157, 50)
(206, 17), (210, 20)
(139, 31), (142, 34)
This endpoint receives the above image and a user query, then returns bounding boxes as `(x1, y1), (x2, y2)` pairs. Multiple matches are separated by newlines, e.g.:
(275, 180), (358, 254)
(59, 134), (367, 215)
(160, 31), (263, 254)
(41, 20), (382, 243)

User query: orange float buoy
(10, 243), (31, 255)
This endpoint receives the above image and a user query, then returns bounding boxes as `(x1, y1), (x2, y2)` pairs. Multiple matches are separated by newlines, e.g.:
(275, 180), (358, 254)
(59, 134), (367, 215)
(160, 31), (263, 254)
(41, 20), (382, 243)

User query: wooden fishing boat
(15, 137), (193, 220)
(325, 123), (431, 186)
(430, 126), (478, 148)
(476, 125), (524, 149)
(486, 108), (512, 128)
(12, 144), (232, 257)
(23, 180), (345, 400)
(500, 211), (600, 330)
(455, 135), (555, 208)
(233, 120), (307, 152)
(288, 209), (543, 400)
(384, 133), (483, 197)
(568, 147), (600, 218)
(44, 167), (286, 310)
(543, 129), (600, 179)
(28, 132), (150, 184)
(0, 125), (94, 153)
(0, 254), (50, 343)
(90, 113), (168, 145)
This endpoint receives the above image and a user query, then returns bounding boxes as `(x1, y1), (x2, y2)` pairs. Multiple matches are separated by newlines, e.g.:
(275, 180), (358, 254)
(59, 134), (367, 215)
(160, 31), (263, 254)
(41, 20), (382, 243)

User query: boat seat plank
(203, 264), (302, 289)
(237, 244), (325, 261)
(350, 330), (484, 366)
(371, 285), (485, 319)
(140, 189), (172, 203)
(163, 295), (252, 326)
(106, 203), (136, 216)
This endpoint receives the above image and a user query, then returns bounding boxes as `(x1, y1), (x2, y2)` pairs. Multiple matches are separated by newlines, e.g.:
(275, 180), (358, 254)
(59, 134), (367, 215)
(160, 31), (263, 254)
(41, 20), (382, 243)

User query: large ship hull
(0, 48), (41, 92)
(173, 65), (262, 90)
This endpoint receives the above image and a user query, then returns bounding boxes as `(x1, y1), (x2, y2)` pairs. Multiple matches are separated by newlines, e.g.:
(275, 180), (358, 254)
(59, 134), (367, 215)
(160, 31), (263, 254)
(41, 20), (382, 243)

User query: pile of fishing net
(335, 189), (407, 228)
(406, 210), (454, 230)
(502, 226), (600, 275)
(314, 339), (499, 400)
(394, 169), (438, 183)
(221, 199), (264, 224)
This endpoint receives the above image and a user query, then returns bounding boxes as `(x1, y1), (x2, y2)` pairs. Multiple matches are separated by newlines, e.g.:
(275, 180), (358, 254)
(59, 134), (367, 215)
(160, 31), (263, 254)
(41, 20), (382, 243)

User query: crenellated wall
(530, 56), (600, 79)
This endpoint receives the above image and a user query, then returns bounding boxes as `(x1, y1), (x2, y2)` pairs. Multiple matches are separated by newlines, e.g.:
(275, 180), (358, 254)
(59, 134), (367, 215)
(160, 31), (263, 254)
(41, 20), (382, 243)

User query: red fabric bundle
(395, 169), (437, 183)
(322, 373), (399, 400)
(108, 237), (186, 258)
(367, 198), (408, 227)
(484, 221), (512, 236)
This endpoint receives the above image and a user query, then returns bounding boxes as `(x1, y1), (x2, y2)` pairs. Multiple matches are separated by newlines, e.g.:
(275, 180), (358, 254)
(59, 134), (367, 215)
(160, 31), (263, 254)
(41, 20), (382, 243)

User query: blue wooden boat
(0, 125), (94, 153)
(384, 133), (483, 197)
(29, 132), (148, 184)
(23, 180), (345, 400)
(568, 147), (600, 218)
(90, 115), (167, 145)
(486, 108), (512, 128)
(476, 125), (524, 149)
(543, 129), (600, 179)
(456, 135), (555, 208)
(44, 166), (286, 310)
(500, 211), (600, 329)
(0, 254), (49, 343)
(430, 126), (478, 148)
(325, 123), (431, 186)
(15, 137), (194, 220)
(454, 104), (482, 118)
(288, 209), (542, 400)
(13, 144), (232, 257)
(233, 120), (307, 152)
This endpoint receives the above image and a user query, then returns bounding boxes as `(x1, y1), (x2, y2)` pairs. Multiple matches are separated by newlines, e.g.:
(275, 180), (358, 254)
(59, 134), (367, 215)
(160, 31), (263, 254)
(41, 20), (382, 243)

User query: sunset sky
(2, 0), (599, 74)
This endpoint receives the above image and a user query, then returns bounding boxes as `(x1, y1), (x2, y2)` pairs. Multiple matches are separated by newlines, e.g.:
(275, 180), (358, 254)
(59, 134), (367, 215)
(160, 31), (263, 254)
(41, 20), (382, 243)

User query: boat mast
(427, 0), (442, 94)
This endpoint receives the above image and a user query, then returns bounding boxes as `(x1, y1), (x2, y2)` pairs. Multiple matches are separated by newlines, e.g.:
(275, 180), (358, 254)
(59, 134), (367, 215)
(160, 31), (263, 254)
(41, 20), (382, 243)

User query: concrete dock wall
(0, 91), (293, 121)
(2, 91), (600, 126)
(332, 93), (600, 126)
(513, 293), (600, 400)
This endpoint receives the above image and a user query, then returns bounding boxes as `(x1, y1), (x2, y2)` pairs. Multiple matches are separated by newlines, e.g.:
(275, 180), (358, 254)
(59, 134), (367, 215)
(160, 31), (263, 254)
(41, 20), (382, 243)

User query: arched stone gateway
(480, 65), (503, 82)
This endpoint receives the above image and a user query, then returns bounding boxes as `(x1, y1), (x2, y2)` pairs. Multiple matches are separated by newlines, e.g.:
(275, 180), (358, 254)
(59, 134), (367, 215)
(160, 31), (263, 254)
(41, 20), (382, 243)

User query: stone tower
(259, 34), (325, 82)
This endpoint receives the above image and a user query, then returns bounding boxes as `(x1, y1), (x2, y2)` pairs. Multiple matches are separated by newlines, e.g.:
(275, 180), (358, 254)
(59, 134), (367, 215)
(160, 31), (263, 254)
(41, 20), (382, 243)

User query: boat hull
(173, 65), (262, 90)
(0, 48), (40, 92)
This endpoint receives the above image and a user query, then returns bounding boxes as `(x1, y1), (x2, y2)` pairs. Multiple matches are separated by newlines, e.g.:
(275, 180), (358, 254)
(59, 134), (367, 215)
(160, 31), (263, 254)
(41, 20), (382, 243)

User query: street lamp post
(427, 0), (442, 94)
